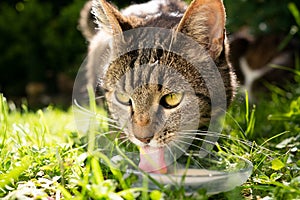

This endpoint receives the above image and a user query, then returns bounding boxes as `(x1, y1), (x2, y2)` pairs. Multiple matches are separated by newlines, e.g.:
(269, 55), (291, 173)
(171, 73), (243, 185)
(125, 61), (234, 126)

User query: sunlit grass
(0, 63), (300, 199)
(1, 73), (300, 199)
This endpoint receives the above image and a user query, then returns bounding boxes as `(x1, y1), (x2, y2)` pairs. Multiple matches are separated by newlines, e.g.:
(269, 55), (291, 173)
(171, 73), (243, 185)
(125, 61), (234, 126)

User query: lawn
(0, 70), (300, 200)
(0, 0), (300, 199)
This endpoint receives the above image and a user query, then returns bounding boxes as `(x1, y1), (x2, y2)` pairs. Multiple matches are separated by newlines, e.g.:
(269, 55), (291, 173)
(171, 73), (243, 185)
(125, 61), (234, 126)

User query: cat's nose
(136, 136), (153, 144)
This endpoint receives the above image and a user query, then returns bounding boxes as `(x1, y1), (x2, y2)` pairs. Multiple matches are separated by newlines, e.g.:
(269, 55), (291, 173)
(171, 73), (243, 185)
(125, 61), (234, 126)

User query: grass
(1, 58), (300, 199)
(0, 74), (300, 200)
(1, 26), (300, 200)
(1, 2), (299, 199)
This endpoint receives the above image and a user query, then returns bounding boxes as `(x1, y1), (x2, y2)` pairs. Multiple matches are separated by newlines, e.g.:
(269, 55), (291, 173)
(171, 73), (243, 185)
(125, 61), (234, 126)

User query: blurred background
(0, 0), (299, 109)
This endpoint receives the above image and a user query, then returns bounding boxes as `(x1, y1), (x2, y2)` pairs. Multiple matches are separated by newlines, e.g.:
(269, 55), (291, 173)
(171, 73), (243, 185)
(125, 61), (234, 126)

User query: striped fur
(79, 0), (237, 148)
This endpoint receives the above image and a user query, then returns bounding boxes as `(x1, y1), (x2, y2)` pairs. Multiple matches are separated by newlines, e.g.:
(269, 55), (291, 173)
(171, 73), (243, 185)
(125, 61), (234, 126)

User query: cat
(78, 0), (237, 174)
(229, 30), (299, 101)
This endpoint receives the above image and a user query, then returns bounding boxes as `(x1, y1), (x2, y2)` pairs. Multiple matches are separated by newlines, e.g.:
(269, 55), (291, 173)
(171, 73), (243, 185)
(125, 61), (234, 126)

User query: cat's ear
(79, 0), (137, 41)
(176, 0), (226, 59)
(92, 0), (124, 35)
(79, 1), (98, 41)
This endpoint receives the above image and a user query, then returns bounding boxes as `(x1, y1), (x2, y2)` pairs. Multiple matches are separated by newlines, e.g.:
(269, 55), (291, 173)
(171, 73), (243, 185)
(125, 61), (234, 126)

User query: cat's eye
(160, 92), (183, 109)
(115, 92), (131, 106)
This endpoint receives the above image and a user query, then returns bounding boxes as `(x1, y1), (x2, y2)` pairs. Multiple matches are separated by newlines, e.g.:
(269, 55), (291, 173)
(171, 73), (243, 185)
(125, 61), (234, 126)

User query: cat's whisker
(74, 111), (115, 125)
(105, 130), (122, 133)
(86, 95), (106, 101)
(74, 99), (118, 124)
(219, 108), (246, 134)
(94, 95), (106, 100)
(170, 141), (206, 168)
(179, 130), (246, 139)
(172, 138), (219, 159)
(74, 117), (116, 125)
(99, 130), (123, 135)
(178, 131), (222, 138)
(94, 114), (118, 124)
(176, 136), (219, 150)
(72, 106), (120, 129)
(73, 99), (94, 112)
(176, 133), (273, 156)
(180, 129), (232, 138)
(174, 137), (214, 149)
(73, 100), (128, 134)
(169, 141), (189, 156)
(180, 129), (221, 134)
(118, 138), (130, 147)
(165, 143), (177, 163)
(116, 134), (129, 141)
(117, 137), (128, 141)
(75, 118), (122, 130)
(177, 132), (254, 147)
(94, 120), (122, 130)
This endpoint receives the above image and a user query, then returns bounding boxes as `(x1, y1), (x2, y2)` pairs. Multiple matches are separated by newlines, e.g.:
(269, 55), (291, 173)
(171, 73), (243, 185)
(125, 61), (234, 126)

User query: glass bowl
(124, 153), (253, 194)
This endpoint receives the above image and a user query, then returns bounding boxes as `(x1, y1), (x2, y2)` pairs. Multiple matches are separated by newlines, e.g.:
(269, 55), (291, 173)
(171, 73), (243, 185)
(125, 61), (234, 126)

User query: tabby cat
(78, 0), (237, 174)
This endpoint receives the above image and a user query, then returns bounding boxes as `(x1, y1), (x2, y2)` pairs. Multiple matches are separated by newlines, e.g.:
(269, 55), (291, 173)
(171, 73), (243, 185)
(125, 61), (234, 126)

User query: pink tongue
(138, 146), (167, 174)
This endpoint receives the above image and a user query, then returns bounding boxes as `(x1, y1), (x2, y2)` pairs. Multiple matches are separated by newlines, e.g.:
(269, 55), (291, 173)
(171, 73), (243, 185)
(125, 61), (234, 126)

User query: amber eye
(160, 92), (183, 109)
(115, 91), (131, 106)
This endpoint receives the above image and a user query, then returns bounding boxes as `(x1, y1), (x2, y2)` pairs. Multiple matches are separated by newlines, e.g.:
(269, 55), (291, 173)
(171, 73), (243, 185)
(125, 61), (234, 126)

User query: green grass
(0, 77), (299, 200)
(1, 69), (300, 199)
(1, 65), (300, 200)
(1, 2), (299, 199)
(1, 61), (300, 199)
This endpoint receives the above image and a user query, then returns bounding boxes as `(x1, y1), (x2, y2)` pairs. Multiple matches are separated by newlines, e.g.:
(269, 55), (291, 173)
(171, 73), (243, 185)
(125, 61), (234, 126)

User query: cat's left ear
(176, 0), (226, 60)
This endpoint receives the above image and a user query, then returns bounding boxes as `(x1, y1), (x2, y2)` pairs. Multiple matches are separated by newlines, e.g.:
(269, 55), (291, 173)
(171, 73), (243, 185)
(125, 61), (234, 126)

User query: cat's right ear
(176, 0), (226, 60)
(79, 0), (137, 41)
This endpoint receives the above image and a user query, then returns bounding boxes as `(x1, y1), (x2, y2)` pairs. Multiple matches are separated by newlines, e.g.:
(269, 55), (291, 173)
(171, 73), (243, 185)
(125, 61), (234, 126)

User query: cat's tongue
(138, 146), (167, 174)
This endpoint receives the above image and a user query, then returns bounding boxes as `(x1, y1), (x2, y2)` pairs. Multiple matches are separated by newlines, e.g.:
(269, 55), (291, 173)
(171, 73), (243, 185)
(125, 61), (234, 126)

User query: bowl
(125, 153), (253, 195)
(95, 135), (253, 195)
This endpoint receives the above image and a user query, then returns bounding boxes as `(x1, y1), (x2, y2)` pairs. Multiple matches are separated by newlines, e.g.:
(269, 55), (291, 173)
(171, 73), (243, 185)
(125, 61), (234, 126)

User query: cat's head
(79, 0), (236, 149)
